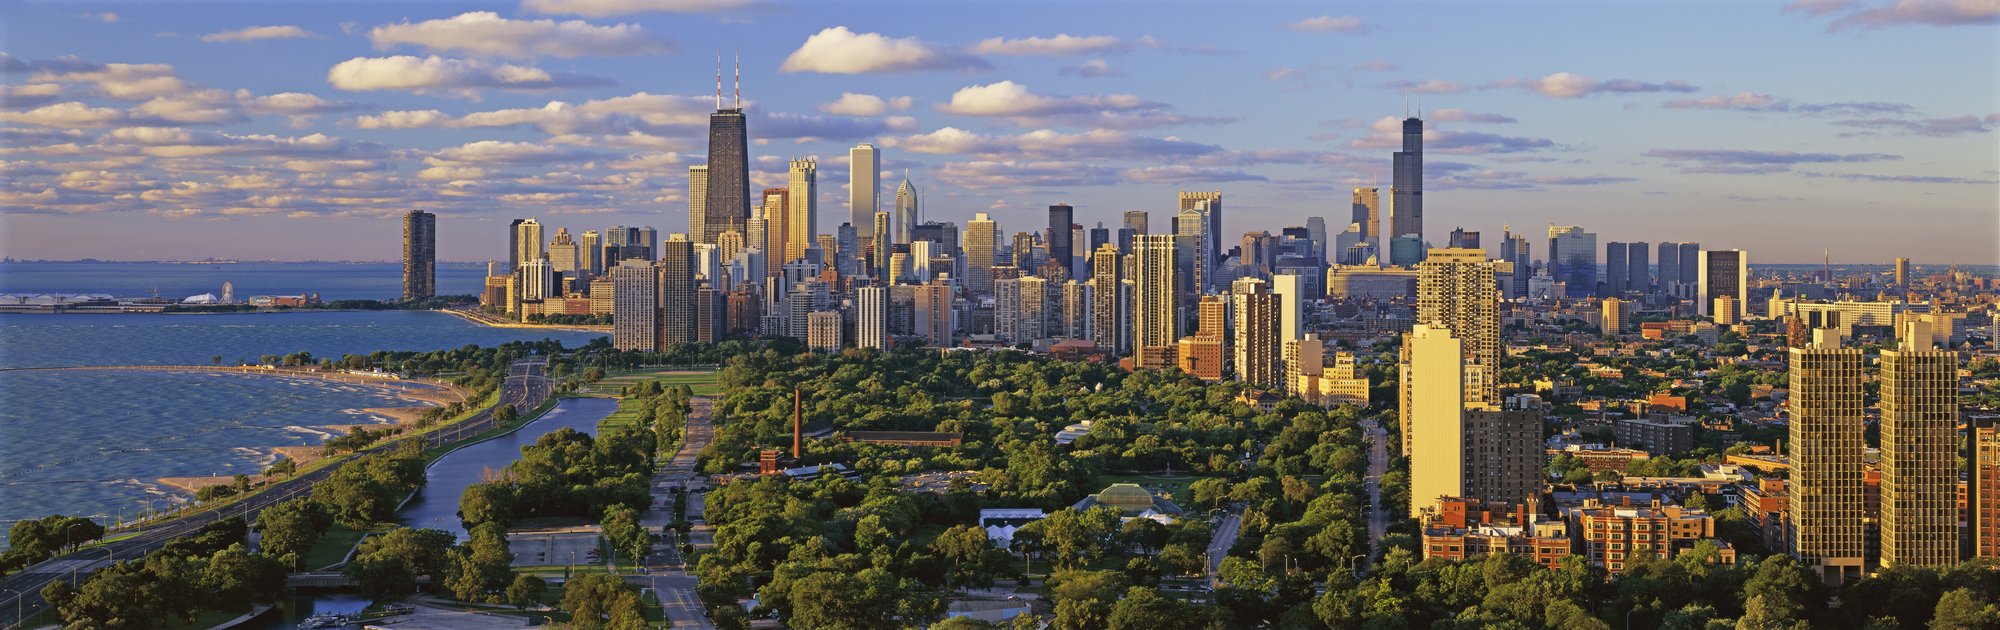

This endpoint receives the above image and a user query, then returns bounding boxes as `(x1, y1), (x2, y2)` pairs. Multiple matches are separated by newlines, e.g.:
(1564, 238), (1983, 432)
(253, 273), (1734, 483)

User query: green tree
(255, 496), (332, 568)
(506, 574), (548, 609)
(443, 523), (515, 603)
(345, 527), (454, 600)
(1929, 588), (2000, 630)
(202, 543), (287, 610)
(458, 482), (514, 530)
(1047, 569), (1126, 630)
(563, 573), (645, 629)
(495, 404), (520, 424)
(600, 503), (650, 565)
(931, 524), (1008, 589)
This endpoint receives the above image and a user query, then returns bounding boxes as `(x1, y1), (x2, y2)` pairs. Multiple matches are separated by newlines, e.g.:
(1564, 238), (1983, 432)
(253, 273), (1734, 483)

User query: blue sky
(2, 0), (1995, 263)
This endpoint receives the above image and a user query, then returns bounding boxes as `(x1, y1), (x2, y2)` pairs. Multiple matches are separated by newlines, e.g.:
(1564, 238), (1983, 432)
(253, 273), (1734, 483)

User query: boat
(297, 612), (354, 628)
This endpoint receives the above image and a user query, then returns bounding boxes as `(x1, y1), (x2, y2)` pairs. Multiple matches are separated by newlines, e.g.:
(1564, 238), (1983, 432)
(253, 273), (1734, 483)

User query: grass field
(597, 397), (650, 437)
(590, 368), (722, 397)
(302, 524), (369, 570)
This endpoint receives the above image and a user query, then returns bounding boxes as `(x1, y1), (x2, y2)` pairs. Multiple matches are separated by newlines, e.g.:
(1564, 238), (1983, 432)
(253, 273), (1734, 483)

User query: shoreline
(435, 307), (612, 334)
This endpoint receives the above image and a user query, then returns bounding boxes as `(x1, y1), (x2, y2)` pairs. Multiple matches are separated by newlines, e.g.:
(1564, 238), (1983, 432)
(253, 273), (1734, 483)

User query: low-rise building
(1614, 415), (1698, 456)
(1421, 497), (1572, 568)
(1564, 497), (1736, 573)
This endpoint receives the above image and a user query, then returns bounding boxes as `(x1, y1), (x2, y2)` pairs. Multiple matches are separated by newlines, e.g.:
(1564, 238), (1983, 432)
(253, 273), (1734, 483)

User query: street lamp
(2, 587), (24, 629)
(1350, 554), (1366, 578)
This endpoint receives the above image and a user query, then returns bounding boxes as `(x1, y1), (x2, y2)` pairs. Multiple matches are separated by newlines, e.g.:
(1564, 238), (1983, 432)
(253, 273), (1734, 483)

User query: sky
(1, 0), (1996, 264)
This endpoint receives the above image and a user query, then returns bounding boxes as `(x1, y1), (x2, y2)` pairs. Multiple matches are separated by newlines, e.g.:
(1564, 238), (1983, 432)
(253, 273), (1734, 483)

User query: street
(0, 359), (551, 629)
(1361, 417), (1391, 569)
(632, 395), (716, 628)
(1206, 508), (1242, 586)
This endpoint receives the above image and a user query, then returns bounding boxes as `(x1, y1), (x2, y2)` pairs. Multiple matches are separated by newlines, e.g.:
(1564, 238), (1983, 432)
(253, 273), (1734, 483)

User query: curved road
(0, 360), (549, 629)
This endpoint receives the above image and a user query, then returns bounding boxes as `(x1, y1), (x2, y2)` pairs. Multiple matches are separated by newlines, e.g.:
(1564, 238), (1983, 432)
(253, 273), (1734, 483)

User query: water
(0, 310), (606, 531)
(398, 397), (617, 540)
(241, 594), (371, 630)
(0, 261), (498, 302)
(0, 310), (602, 369)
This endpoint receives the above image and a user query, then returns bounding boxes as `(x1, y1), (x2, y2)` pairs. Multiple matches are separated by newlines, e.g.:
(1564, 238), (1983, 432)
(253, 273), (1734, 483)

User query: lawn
(597, 397), (650, 437)
(590, 368), (722, 397)
(302, 524), (368, 570)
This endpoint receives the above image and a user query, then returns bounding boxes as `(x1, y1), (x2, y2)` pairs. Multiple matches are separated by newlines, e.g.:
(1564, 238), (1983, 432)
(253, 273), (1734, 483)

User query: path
(634, 396), (716, 629)
(1361, 417), (1390, 569)
(0, 360), (548, 630)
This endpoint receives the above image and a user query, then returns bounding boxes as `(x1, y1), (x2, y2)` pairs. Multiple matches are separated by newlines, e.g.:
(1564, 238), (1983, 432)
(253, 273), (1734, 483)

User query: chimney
(792, 388), (802, 459)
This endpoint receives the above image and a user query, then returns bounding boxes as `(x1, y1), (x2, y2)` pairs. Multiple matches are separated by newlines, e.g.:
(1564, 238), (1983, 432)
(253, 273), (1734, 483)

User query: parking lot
(506, 529), (602, 568)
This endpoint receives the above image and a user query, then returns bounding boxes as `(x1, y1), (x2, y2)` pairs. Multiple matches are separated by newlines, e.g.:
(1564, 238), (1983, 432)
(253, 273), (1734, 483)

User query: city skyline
(2, 2), (1996, 264)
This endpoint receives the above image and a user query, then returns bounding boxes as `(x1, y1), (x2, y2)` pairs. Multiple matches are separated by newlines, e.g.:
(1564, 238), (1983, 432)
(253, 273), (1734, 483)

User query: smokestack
(792, 388), (801, 459)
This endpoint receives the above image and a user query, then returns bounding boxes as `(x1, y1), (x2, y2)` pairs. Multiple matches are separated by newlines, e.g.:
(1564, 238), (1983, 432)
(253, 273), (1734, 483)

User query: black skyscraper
(403, 210), (435, 300)
(1047, 204), (1075, 278)
(704, 107), (749, 245)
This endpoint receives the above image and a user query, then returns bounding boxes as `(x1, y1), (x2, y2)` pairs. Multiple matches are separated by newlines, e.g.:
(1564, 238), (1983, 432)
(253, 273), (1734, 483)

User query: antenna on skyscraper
(714, 51), (722, 110)
(1403, 91), (1409, 117)
(1416, 92), (1422, 118)
(734, 51), (741, 109)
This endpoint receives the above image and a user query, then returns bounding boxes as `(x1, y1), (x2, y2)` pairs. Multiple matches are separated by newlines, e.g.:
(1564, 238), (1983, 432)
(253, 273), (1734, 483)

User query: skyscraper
(658, 236), (697, 344)
(871, 211), (892, 279)
(1232, 278), (1281, 388)
(703, 94), (749, 244)
(850, 143), (879, 245)
(1047, 204), (1075, 279)
(1352, 187), (1381, 245)
(580, 229), (601, 277)
(1975, 417), (2000, 559)
(1175, 206), (1211, 295)
(759, 188), (789, 276)
(1698, 249), (1747, 319)
(1123, 210), (1148, 235)
(1546, 225), (1596, 298)
(1090, 243), (1123, 355)
(1605, 242), (1629, 294)
(1677, 242), (1700, 292)
(1500, 227), (1531, 298)
(1305, 216), (1328, 265)
(521, 256), (555, 301)
(508, 218), (526, 274)
(548, 228), (579, 291)
(688, 165), (709, 246)
(786, 158), (817, 265)
(611, 259), (657, 351)
(1404, 324), (1464, 517)
(1787, 330), (1866, 584)
(857, 285), (888, 350)
(1132, 234), (1179, 367)
(1271, 272), (1304, 348)
(894, 174), (918, 246)
(402, 210), (434, 300)
(1179, 191), (1222, 279)
(1657, 241), (1680, 290)
(1878, 322), (1960, 568)
(967, 213), (998, 295)
(1626, 241), (1650, 294)
(1416, 248), (1503, 405)
(1389, 116), (1423, 264)
(1894, 257), (1910, 286)
(514, 218), (543, 271)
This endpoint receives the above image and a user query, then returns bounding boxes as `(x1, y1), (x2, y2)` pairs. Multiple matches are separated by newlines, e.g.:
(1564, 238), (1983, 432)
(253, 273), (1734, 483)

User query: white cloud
(970, 34), (1125, 56)
(779, 27), (988, 74)
(890, 127), (1221, 161)
(428, 140), (590, 165)
(0, 102), (164, 128)
(368, 12), (675, 59)
(238, 91), (361, 115)
(1, 83), (64, 108)
(201, 25), (318, 43)
(1428, 109), (1517, 123)
(1059, 59), (1121, 78)
(326, 55), (612, 96)
(817, 92), (912, 116)
(1485, 72), (1697, 98)
(99, 127), (375, 158)
(936, 81), (1152, 117)
(353, 92), (712, 134)
(520, 0), (754, 16)
(33, 63), (190, 100)
(1286, 15), (1371, 34)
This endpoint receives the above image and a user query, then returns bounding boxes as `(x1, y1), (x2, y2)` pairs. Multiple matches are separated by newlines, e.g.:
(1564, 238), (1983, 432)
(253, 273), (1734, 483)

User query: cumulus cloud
(201, 25), (318, 43)
(368, 12), (676, 58)
(1059, 59), (1121, 78)
(99, 127), (380, 159)
(353, 92), (712, 134)
(326, 55), (612, 96)
(1486, 72), (1697, 98)
(817, 92), (913, 116)
(779, 27), (988, 74)
(970, 34), (1126, 56)
(0, 102), (171, 128)
(1380, 79), (1466, 94)
(1644, 148), (1900, 174)
(936, 81), (1152, 117)
(1285, 15), (1371, 34)
(31, 62), (191, 100)
(521, 0), (755, 16)
(1, 83), (65, 109)
(1351, 118), (1554, 154)
(890, 127), (1221, 161)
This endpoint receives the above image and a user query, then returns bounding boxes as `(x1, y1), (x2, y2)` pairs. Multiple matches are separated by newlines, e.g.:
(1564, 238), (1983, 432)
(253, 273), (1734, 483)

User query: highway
(0, 359), (550, 629)
(634, 396), (716, 629)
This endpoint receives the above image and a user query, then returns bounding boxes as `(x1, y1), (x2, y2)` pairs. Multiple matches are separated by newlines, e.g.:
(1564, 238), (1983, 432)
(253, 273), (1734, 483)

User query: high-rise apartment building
(1271, 273), (1304, 348)
(894, 175), (918, 246)
(913, 278), (953, 347)
(688, 165), (709, 246)
(704, 102), (749, 245)
(871, 211), (892, 279)
(1090, 243), (1123, 355)
(1123, 210), (1148, 235)
(1627, 241), (1650, 294)
(1788, 330), (1866, 584)
(1894, 257), (1910, 286)
(514, 218), (543, 274)
(850, 143), (879, 245)
(520, 257), (555, 301)
(611, 259), (657, 351)
(1175, 207), (1211, 295)
(548, 228), (580, 292)
(786, 158), (817, 264)
(1699, 249), (1748, 320)
(1232, 278), (1281, 388)
(806, 310), (842, 351)
(1416, 248), (1503, 405)
(1878, 322), (1960, 568)
(1179, 191), (1222, 274)
(508, 218), (526, 274)
(1501, 227), (1531, 298)
(1677, 243), (1700, 292)
(1605, 242), (1628, 294)
(580, 230), (601, 277)
(1047, 204), (1075, 279)
(967, 213), (998, 295)
(1547, 225), (1596, 298)
(1404, 324), (1464, 518)
(1657, 241), (1680, 290)
(1975, 417), (2000, 559)
(1352, 187), (1380, 245)
(402, 210), (435, 300)
(856, 285), (888, 350)
(1132, 234), (1180, 367)
(1602, 298), (1624, 335)
(658, 236), (697, 345)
